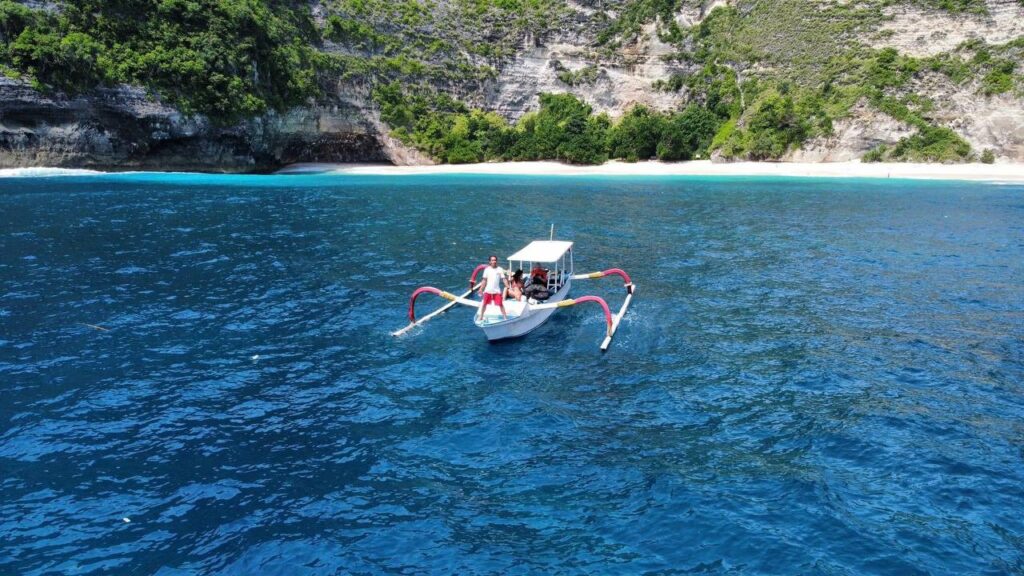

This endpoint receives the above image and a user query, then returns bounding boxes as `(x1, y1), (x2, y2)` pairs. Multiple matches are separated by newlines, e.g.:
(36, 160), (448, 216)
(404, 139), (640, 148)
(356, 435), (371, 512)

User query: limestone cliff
(0, 77), (388, 171)
(2, 0), (1023, 169)
(823, 0), (1024, 162)
(487, 0), (1024, 163)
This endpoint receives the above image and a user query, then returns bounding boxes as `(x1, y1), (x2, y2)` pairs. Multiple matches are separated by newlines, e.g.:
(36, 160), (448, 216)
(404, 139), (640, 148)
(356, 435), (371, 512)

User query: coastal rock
(0, 77), (387, 172)
(871, 0), (1024, 57)
(907, 72), (1024, 162)
(486, 37), (687, 122)
(363, 110), (437, 167)
(786, 99), (917, 162)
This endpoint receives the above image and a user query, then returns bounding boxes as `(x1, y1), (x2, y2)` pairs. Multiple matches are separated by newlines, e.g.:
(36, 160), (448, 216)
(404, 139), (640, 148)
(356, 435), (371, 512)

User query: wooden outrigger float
(392, 239), (636, 351)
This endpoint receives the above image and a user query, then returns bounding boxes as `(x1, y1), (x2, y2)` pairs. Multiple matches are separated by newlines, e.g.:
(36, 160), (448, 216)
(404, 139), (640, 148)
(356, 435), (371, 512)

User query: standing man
(478, 255), (508, 321)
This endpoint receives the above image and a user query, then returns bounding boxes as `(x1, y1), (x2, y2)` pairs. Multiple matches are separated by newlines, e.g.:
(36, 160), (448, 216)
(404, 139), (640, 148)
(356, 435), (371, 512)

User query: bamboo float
(601, 284), (635, 352)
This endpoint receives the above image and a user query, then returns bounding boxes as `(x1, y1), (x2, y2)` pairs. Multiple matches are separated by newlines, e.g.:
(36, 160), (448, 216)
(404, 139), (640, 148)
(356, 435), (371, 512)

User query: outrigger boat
(392, 239), (635, 351)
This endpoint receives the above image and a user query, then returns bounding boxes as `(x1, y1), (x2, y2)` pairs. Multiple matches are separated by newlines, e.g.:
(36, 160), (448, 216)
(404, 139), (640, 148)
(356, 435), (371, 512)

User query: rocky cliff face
(874, 0), (1024, 57)
(787, 99), (917, 163)
(485, 32), (686, 122)
(788, 73), (1024, 164)
(484, 2), (735, 121)
(481, 0), (1024, 163)
(2, 0), (1023, 170)
(0, 77), (388, 172)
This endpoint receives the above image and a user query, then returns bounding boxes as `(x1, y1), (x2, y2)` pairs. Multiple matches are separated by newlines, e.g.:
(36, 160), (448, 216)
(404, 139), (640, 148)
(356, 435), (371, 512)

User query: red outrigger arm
(572, 268), (635, 294)
(566, 268), (637, 350)
(468, 264), (489, 289)
(407, 286), (480, 323)
(469, 264), (488, 291)
(393, 265), (489, 337)
(566, 295), (613, 337)
(534, 295), (613, 337)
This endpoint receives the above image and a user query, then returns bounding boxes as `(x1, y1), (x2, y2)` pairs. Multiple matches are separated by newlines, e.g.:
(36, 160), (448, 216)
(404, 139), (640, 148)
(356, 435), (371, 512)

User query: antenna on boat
(550, 223), (554, 240)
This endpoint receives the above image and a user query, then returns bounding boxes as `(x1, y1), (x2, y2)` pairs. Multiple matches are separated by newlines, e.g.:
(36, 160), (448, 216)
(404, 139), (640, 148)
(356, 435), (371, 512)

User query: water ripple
(1, 174), (1022, 574)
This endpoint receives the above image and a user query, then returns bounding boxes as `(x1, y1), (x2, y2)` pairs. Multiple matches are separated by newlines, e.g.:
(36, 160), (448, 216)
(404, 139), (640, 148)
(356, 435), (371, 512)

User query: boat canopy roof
(507, 240), (573, 263)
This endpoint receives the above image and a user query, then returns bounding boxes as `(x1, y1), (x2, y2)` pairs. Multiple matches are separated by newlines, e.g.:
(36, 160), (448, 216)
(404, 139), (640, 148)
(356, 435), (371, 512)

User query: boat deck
(476, 298), (528, 325)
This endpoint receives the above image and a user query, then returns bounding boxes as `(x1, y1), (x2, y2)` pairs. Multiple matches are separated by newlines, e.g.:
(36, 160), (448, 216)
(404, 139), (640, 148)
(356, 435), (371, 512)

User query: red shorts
(482, 292), (504, 308)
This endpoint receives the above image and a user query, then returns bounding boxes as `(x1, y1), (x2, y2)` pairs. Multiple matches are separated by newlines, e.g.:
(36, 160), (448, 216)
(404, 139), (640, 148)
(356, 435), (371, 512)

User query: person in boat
(478, 255), (508, 321)
(505, 269), (524, 302)
(530, 264), (548, 287)
(524, 264), (551, 301)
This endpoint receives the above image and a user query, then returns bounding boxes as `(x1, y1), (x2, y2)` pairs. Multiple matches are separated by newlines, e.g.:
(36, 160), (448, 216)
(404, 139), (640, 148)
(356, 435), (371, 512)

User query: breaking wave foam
(0, 167), (105, 178)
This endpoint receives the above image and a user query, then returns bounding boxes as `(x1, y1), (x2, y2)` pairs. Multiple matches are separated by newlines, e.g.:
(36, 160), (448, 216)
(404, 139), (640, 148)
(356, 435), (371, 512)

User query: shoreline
(277, 160), (1024, 183)
(2, 160), (1023, 183)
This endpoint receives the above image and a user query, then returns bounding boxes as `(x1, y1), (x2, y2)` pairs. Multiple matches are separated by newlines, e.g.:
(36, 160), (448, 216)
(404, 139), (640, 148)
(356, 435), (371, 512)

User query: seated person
(524, 265), (552, 301)
(530, 264), (548, 286)
(505, 269), (525, 301)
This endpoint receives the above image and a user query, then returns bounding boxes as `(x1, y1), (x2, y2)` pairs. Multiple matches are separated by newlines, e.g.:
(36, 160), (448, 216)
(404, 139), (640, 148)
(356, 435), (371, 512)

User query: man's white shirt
(482, 266), (506, 294)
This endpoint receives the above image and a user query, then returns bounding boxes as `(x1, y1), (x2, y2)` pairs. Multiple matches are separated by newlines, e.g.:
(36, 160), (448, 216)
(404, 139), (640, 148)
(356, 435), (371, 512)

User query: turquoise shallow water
(1, 173), (1023, 575)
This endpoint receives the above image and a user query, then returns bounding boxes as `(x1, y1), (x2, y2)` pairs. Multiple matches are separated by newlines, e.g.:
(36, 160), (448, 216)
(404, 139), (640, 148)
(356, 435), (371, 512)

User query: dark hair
(512, 269), (523, 280)
(489, 255), (498, 261)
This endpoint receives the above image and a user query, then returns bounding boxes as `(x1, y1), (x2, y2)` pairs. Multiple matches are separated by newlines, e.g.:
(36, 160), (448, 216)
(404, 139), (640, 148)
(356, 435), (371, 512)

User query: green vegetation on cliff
(375, 83), (724, 165)
(376, 85), (612, 164)
(636, 2), (1008, 162)
(1, 0), (1021, 164)
(0, 0), (322, 120)
(320, 0), (561, 76)
(368, 0), (1024, 167)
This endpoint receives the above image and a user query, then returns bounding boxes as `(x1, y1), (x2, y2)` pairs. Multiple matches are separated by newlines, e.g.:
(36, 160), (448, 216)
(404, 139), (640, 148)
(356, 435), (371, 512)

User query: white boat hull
(474, 279), (571, 341)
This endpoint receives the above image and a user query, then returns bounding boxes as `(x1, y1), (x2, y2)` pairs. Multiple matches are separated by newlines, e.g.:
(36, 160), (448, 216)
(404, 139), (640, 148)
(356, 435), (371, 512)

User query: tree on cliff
(0, 0), (322, 122)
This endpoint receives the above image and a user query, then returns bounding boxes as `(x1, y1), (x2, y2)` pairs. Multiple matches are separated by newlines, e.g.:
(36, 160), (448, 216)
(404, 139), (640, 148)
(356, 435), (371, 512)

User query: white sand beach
(277, 160), (1024, 182)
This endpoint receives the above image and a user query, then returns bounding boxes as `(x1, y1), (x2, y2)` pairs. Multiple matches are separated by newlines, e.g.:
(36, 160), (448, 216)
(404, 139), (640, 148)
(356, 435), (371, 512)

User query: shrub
(981, 59), (1016, 95)
(709, 117), (737, 152)
(324, 15), (386, 51)
(0, 0), (35, 44)
(9, 29), (105, 92)
(925, 53), (971, 84)
(744, 91), (808, 159)
(890, 125), (971, 162)
(652, 73), (685, 92)
(511, 92), (607, 163)
(557, 65), (600, 86)
(980, 149), (995, 163)
(608, 105), (664, 161)
(656, 105), (720, 161)
(375, 89), (613, 165)
(861, 145), (887, 163)
(446, 139), (484, 163)
(557, 113), (610, 164)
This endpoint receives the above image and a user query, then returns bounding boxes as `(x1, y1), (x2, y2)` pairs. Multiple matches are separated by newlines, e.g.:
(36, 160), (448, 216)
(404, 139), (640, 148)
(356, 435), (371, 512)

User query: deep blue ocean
(1, 172), (1022, 575)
